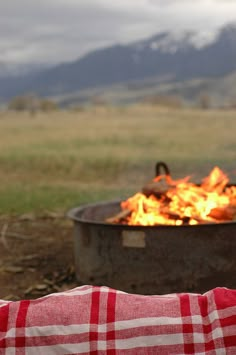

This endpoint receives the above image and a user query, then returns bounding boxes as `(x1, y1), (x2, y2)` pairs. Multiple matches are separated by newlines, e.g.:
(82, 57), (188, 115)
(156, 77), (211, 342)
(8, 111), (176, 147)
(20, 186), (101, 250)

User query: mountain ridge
(1, 23), (236, 105)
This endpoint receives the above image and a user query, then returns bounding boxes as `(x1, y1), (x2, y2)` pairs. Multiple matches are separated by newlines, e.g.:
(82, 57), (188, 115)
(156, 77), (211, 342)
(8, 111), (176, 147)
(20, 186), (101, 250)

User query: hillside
(1, 23), (236, 106)
(55, 71), (236, 108)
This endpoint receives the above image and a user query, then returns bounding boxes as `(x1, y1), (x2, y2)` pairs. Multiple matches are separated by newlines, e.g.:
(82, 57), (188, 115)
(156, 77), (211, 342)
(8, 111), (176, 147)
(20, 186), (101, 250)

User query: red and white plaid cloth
(0, 285), (236, 354)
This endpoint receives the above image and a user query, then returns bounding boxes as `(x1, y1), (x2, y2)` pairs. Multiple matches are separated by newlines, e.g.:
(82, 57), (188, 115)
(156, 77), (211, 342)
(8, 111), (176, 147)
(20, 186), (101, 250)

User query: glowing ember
(118, 167), (236, 226)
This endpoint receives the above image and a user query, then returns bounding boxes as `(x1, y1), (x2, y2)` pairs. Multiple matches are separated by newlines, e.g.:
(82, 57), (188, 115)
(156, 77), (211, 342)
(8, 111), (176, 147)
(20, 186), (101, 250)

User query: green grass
(0, 184), (133, 214)
(0, 106), (236, 214)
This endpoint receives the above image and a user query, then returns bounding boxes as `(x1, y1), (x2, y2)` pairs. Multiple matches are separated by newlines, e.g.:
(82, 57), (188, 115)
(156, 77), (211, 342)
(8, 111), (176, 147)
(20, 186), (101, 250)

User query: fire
(119, 167), (236, 226)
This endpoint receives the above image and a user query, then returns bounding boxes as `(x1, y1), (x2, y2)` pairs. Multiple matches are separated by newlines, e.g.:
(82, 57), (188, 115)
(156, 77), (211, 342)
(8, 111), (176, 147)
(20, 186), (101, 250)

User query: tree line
(8, 94), (58, 113)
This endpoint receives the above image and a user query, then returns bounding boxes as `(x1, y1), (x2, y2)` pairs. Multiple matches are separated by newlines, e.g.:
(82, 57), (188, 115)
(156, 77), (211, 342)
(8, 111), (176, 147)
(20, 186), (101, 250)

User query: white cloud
(0, 0), (236, 67)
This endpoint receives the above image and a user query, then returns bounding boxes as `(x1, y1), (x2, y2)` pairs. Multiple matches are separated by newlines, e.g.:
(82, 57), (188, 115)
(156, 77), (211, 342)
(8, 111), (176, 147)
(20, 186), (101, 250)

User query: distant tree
(8, 94), (40, 114)
(229, 97), (236, 109)
(8, 95), (58, 114)
(198, 93), (211, 110)
(40, 99), (58, 112)
(143, 95), (183, 108)
(8, 96), (29, 111)
(91, 95), (107, 106)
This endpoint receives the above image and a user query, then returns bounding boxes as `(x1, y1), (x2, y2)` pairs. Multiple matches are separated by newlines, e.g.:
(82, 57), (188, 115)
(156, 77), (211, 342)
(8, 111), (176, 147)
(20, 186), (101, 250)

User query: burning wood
(106, 209), (131, 224)
(106, 164), (236, 226)
(142, 179), (172, 198)
(207, 206), (236, 221)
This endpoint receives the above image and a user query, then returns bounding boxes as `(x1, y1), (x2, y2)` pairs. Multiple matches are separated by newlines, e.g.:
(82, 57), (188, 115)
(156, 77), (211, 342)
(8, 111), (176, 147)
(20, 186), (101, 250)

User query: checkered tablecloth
(0, 285), (236, 354)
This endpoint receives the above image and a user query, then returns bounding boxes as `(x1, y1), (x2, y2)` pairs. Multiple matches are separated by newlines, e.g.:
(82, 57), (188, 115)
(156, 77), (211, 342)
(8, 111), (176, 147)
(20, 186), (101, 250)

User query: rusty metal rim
(67, 200), (236, 230)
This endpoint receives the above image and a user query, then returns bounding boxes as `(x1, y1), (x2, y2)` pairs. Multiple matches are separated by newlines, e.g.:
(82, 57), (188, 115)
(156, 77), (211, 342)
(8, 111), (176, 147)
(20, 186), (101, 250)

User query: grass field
(0, 105), (236, 214)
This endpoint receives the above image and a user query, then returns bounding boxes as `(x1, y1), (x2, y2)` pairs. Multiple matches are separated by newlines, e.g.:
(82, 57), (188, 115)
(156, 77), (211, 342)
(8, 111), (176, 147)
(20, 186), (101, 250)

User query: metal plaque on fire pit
(122, 230), (146, 248)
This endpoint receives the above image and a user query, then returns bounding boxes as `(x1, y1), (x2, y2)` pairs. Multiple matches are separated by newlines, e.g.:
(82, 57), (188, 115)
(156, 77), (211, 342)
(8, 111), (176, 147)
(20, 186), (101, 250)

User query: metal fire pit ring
(68, 200), (236, 295)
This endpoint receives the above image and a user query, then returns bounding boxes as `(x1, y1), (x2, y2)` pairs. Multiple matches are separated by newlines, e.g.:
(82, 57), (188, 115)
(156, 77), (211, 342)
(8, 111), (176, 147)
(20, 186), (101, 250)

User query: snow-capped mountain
(133, 29), (218, 54)
(0, 23), (236, 102)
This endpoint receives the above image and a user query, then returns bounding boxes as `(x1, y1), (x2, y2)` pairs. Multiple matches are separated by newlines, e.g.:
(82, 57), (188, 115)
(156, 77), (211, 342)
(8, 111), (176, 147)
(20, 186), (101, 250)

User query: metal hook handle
(155, 162), (170, 177)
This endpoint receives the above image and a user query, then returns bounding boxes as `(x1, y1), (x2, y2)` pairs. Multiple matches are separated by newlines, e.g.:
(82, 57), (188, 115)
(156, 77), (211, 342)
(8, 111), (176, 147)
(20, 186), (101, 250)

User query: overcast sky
(1, 0), (236, 68)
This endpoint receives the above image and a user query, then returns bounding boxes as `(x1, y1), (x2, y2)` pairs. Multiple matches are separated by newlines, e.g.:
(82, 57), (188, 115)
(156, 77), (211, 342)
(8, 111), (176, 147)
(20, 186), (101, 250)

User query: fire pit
(68, 162), (236, 295)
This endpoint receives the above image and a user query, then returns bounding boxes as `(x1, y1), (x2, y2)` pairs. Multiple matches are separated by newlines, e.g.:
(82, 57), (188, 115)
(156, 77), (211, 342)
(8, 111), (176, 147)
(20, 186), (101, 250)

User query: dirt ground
(0, 213), (79, 301)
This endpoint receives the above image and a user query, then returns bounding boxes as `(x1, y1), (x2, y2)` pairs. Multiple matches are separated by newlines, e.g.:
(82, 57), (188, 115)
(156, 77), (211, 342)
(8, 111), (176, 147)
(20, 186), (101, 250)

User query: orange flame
(120, 167), (236, 226)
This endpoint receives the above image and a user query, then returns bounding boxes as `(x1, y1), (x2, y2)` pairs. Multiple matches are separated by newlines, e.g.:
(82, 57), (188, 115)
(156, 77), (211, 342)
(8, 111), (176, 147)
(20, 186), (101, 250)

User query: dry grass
(0, 105), (235, 213)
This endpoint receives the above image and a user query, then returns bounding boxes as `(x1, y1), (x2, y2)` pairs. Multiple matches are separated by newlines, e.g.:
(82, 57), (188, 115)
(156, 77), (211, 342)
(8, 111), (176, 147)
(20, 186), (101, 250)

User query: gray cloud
(0, 0), (236, 68)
